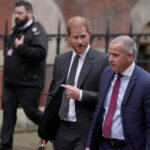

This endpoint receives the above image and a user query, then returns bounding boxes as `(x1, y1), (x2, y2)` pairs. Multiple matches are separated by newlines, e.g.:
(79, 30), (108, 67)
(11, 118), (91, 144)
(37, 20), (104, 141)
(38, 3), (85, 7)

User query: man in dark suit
(38, 16), (108, 150)
(86, 35), (150, 150)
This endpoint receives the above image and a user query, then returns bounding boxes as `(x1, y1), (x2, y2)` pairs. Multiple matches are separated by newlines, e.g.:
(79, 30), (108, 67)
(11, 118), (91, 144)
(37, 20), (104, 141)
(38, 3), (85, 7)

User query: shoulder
(134, 66), (150, 95)
(54, 51), (72, 63)
(89, 48), (108, 64)
(32, 23), (44, 31)
(135, 66), (150, 82)
(101, 66), (112, 76)
(30, 22), (47, 36)
(90, 47), (108, 58)
(56, 51), (72, 59)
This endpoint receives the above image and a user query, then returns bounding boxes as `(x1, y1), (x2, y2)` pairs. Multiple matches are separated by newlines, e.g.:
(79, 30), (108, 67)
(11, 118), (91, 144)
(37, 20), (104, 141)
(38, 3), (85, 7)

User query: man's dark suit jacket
(86, 66), (150, 150)
(38, 47), (108, 142)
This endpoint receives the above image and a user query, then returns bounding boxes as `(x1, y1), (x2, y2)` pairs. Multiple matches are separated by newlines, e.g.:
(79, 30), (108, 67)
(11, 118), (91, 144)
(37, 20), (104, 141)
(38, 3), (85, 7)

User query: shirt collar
(121, 62), (135, 77)
(72, 45), (90, 60)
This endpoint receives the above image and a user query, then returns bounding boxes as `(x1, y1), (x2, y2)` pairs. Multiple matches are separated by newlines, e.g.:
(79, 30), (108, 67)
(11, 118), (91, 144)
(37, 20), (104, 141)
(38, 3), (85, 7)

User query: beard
(15, 16), (28, 28)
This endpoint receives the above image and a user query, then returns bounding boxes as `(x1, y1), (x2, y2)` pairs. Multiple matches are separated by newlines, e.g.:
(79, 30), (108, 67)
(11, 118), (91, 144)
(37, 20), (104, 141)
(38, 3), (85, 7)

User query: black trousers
(0, 84), (43, 148)
(54, 121), (85, 150)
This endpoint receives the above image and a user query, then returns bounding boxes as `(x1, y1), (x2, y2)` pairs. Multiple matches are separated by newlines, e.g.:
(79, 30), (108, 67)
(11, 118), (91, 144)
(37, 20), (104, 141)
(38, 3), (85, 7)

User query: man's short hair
(15, 1), (33, 12)
(66, 16), (91, 35)
(111, 35), (136, 57)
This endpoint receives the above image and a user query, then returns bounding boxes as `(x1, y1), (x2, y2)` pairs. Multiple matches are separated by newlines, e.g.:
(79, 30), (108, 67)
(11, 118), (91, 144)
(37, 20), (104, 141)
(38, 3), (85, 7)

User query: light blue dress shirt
(103, 62), (135, 140)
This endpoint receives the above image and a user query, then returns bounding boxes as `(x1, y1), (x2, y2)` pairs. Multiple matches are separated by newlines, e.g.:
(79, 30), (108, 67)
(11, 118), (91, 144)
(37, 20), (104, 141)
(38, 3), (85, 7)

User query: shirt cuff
(78, 90), (82, 101)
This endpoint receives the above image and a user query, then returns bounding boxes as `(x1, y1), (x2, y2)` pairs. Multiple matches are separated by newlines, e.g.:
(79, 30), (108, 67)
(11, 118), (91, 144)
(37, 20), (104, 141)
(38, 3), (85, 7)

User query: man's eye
(81, 35), (86, 38)
(73, 36), (78, 39)
(114, 54), (119, 57)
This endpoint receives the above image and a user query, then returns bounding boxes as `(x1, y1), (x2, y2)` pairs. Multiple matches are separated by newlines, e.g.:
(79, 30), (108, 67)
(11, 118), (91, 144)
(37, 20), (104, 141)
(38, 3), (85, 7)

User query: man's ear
(88, 30), (91, 36)
(28, 10), (33, 19)
(128, 52), (134, 62)
(67, 34), (70, 41)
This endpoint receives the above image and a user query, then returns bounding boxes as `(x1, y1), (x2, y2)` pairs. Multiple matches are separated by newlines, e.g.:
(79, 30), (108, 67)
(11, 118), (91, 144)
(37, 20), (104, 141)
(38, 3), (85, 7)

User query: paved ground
(0, 109), (53, 150)
(14, 132), (53, 150)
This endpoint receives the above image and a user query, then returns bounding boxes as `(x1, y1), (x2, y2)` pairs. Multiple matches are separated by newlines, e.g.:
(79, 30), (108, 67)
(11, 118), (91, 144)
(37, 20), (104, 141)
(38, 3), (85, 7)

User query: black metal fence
(1, 21), (150, 69)
(46, 22), (150, 72)
(0, 21), (150, 102)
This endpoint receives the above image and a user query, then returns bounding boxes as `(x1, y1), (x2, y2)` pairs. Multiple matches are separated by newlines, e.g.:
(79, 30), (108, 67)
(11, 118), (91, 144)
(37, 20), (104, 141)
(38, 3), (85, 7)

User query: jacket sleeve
(144, 83), (150, 149)
(81, 55), (108, 108)
(82, 90), (98, 108)
(85, 87), (103, 149)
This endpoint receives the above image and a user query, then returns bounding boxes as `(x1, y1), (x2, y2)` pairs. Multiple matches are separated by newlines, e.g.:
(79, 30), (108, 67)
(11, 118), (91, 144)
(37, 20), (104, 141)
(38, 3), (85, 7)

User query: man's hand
(39, 138), (48, 148)
(85, 148), (90, 150)
(61, 84), (80, 100)
(15, 35), (25, 48)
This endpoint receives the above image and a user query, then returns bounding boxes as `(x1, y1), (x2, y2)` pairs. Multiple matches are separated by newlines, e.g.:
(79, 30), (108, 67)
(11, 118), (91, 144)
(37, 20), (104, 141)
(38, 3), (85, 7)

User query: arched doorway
(131, 0), (150, 72)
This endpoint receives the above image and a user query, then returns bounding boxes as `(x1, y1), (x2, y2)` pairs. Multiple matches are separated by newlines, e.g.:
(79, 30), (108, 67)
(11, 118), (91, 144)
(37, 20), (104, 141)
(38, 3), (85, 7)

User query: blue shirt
(103, 62), (135, 139)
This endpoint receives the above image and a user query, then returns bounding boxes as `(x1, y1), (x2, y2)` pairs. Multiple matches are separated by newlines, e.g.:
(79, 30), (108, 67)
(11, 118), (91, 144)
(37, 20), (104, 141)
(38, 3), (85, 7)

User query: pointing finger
(61, 84), (68, 89)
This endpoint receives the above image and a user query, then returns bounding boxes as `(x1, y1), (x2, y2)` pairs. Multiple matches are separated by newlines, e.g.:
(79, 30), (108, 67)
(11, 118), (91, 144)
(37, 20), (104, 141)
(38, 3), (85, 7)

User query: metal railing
(0, 21), (150, 103)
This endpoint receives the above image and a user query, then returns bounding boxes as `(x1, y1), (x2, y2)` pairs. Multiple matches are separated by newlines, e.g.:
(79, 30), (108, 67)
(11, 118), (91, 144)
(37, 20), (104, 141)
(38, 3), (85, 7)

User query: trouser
(54, 121), (85, 150)
(0, 84), (43, 148)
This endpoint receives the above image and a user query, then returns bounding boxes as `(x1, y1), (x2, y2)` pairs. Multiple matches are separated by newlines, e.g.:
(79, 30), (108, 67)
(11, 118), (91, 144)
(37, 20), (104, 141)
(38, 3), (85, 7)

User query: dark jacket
(38, 48), (108, 142)
(3, 20), (48, 88)
(86, 66), (150, 150)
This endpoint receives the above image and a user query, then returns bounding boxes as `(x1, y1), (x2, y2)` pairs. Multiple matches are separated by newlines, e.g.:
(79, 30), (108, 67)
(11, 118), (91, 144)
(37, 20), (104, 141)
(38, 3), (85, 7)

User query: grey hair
(111, 35), (136, 57)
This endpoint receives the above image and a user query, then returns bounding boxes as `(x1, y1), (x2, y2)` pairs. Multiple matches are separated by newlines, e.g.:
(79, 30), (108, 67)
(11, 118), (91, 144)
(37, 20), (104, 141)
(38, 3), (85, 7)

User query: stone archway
(131, 0), (150, 72)
(12, 0), (67, 64)
(131, 0), (150, 33)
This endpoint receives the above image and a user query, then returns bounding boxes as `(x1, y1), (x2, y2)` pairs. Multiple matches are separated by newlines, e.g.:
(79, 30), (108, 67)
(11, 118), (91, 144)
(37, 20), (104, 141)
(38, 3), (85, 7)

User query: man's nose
(15, 13), (19, 18)
(109, 55), (113, 62)
(77, 38), (82, 43)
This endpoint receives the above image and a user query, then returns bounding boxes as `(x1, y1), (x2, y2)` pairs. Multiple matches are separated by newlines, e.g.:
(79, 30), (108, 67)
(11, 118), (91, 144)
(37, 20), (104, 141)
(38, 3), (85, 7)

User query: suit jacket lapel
(61, 51), (72, 81)
(98, 70), (114, 110)
(93, 69), (114, 132)
(77, 48), (95, 88)
(101, 71), (114, 101)
(122, 66), (138, 106)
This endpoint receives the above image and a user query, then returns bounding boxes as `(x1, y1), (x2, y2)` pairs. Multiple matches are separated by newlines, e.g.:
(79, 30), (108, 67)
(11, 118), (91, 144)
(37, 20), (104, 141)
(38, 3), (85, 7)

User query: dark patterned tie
(59, 55), (80, 120)
(102, 73), (122, 138)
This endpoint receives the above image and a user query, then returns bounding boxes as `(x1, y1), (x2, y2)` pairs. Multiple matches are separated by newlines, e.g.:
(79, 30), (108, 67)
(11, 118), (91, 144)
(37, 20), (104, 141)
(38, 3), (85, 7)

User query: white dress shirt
(64, 45), (90, 122)
(103, 62), (135, 139)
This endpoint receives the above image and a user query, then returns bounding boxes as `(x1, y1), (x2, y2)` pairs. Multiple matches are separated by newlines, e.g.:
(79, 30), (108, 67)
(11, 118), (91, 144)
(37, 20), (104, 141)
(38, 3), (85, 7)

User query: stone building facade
(0, 0), (150, 108)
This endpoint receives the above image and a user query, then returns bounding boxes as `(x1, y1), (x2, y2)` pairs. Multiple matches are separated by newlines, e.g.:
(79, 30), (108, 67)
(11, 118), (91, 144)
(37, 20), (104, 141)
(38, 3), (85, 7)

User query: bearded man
(0, 1), (48, 150)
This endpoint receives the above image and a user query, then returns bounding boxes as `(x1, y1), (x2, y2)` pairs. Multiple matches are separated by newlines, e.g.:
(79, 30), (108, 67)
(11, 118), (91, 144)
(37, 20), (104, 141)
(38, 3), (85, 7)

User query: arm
(82, 53), (108, 107)
(60, 85), (98, 108)
(15, 27), (48, 60)
(82, 90), (98, 107)
(38, 56), (64, 141)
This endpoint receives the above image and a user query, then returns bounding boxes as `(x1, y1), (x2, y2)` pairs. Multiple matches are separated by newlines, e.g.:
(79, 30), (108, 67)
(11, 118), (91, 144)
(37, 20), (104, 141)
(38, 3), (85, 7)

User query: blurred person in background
(0, 1), (48, 150)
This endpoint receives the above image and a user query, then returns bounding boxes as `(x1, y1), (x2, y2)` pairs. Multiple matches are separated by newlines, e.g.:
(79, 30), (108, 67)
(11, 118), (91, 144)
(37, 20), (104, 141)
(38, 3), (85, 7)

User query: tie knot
(74, 55), (80, 61)
(117, 73), (123, 79)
